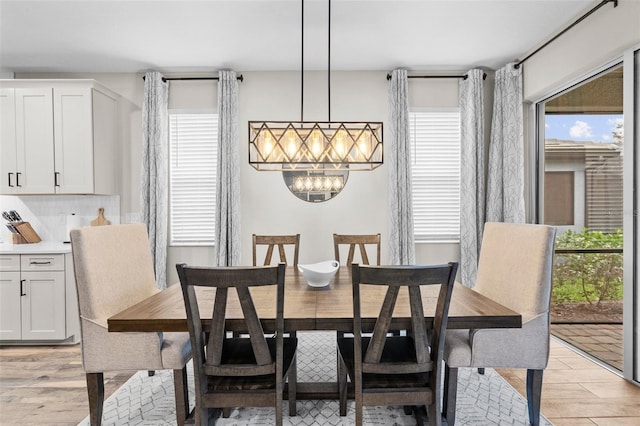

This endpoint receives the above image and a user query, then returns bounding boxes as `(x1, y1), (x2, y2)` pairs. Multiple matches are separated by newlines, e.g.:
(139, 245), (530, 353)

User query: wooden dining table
(108, 265), (521, 334)
(108, 265), (521, 400)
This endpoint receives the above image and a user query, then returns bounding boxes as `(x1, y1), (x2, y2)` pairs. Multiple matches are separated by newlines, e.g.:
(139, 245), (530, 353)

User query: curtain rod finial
(386, 73), (392, 81)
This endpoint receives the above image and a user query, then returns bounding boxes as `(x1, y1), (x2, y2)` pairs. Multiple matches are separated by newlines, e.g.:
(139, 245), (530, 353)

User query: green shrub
(553, 228), (623, 304)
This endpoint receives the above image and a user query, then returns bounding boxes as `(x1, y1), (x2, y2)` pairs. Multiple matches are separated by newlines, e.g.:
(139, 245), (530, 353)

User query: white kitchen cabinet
(0, 79), (118, 195)
(0, 252), (79, 343)
(0, 87), (55, 194)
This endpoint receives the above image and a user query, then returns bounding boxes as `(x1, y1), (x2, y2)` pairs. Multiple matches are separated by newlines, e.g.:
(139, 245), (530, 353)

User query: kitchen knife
(6, 224), (18, 233)
(2, 211), (12, 222)
(9, 210), (22, 221)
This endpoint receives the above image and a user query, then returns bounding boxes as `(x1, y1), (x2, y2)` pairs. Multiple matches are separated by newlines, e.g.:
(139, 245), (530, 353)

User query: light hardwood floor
(0, 338), (639, 425)
(498, 338), (640, 425)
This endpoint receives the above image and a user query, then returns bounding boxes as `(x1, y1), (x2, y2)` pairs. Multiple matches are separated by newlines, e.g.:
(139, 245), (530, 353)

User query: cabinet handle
(20, 279), (26, 296)
(54, 172), (60, 187)
(30, 261), (52, 265)
(16, 172), (21, 187)
(8, 173), (14, 187)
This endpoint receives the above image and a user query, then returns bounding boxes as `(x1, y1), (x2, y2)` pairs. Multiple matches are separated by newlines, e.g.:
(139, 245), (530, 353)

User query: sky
(545, 114), (623, 143)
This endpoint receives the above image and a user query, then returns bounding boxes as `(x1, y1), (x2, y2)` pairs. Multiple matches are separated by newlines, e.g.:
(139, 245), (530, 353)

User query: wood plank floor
(498, 338), (640, 425)
(0, 338), (638, 425)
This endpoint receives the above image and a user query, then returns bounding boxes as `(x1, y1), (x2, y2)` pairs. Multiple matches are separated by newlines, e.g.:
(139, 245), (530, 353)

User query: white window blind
(169, 113), (218, 246)
(409, 110), (461, 242)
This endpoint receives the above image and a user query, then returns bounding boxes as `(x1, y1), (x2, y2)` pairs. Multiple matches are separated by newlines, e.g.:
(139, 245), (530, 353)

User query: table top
(108, 266), (522, 333)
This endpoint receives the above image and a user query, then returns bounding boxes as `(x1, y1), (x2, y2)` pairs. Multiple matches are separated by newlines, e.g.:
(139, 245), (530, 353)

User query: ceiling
(0, 0), (597, 74)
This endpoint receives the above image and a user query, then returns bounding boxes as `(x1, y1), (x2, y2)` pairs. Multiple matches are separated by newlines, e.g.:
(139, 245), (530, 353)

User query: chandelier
(248, 0), (383, 173)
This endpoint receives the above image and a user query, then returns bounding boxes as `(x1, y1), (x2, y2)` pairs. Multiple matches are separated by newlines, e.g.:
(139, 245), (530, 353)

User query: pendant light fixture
(248, 0), (383, 172)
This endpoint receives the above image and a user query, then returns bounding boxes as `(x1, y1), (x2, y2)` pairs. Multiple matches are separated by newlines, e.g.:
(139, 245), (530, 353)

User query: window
(169, 112), (218, 246)
(409, 110), (461, 242)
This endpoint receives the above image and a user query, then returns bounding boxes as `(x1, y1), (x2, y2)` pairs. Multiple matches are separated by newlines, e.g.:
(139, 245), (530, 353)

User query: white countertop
(0, 241), (72, 254)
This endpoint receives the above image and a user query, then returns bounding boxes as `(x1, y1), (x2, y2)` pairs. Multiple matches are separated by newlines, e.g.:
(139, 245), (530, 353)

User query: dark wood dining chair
(337, 262), (458, 426)
(176, 263), (298, 426)
(333, 233), (381, 266)
(253, 234), (300, 267)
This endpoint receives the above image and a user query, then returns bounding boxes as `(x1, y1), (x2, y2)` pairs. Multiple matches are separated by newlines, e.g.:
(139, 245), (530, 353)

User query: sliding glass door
(537, 62), (630, 375)
(625, 45), (639, 382)
(536, 44), (638, 382)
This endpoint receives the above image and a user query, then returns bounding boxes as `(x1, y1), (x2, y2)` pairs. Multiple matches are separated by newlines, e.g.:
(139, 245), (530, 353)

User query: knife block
(10, 222), (41, 244)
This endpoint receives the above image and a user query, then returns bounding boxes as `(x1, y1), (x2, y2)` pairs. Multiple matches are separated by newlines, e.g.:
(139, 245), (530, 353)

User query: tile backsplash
(0, 195), (122, 243)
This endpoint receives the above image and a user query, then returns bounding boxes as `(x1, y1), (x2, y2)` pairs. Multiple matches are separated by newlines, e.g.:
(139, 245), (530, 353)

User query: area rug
(78, 331), (553, 425)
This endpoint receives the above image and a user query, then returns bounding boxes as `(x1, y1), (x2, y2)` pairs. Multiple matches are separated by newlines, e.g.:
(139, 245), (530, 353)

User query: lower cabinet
(0, 253), (79, 343)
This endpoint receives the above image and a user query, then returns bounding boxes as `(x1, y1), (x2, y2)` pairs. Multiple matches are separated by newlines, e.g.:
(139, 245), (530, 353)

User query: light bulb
(335, 130), (346, 159)
(286, 129), (298, 159)
(262, 131), (273, 156)
(311, 130), (323, 158)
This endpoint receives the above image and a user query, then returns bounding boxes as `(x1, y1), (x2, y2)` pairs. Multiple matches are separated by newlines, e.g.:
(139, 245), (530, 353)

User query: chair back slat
(206, 288), (228, 366)
(236, 286), (272, 365)
(408, 286), (429, 364)
(264, 245), (275, 265)
(364, 286), (399, 364)
(334, 233), (381, 266)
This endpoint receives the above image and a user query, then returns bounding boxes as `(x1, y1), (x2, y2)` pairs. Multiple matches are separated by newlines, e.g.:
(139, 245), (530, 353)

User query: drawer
(20, 254), (65, 271)
(0, 255), (21, 271)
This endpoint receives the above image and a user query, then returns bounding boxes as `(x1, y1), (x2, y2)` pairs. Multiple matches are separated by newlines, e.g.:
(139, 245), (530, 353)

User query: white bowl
(298, 260), (340, 287)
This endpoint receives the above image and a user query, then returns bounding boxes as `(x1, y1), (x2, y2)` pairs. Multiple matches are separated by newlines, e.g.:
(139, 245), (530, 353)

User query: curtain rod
(142, 75), (244, 82)
(514, 0), (617, 69)
(386, 73), (487, 81)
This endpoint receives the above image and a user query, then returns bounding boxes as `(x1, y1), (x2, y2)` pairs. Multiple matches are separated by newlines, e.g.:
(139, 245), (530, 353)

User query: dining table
(108, 265), (521, 400)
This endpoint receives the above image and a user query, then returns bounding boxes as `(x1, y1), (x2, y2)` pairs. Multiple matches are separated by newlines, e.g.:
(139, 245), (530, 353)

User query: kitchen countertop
(0, 241), (72, 254)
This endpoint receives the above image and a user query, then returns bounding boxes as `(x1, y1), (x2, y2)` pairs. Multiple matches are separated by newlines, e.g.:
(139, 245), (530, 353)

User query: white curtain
(140, 71), (169, 289)
(215, 70), (241, 266)
(459, 69), (485, 287)
(388, 68), (415, 265)
(486, 64), (525, 223)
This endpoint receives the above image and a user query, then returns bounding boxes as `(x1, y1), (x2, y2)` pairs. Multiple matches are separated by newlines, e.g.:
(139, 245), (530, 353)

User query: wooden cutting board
(90, 208), (111, 226)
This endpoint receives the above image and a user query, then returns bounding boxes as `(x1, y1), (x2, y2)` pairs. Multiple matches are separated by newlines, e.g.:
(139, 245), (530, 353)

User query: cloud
(602, 134), (611, 141)
(608, 117), (624, 126)
(569, 121), (593, 138)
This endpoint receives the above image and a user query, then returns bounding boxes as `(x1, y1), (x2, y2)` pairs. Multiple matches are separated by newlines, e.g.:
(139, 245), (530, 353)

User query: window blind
(409, 110), (461, 242)
(169, 113), (218, 245)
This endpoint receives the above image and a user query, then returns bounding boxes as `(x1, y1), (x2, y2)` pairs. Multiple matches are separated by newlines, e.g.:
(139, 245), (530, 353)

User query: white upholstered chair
(71, 224), (192, 426)
(443, 222), (556, 426)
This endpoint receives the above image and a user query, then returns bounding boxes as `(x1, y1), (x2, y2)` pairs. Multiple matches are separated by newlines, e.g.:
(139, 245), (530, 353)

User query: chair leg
(338, 354), (348, 416)
(86, 372), (104, 426)
(477, 367), (485, 375)
(288, 354), (297, 416)
(148, 370), (155, 376)
(526, 369), (544, 426)
(442, 365), (457, 426)
(173, 367), (189, 426)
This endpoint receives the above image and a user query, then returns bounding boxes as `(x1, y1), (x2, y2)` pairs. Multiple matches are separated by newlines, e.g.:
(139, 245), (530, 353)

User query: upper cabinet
(0, 80), (118, 195)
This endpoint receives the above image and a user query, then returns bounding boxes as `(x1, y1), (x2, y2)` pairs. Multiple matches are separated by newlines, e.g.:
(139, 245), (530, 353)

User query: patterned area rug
(78, 331), (553, 425)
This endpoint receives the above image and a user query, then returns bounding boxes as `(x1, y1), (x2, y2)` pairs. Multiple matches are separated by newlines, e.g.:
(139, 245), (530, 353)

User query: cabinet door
(54, 88), (94, 194)
(15, 88), (55, 194)
(21, 271), (66, 340)
(0, 88), (18, 194)
(0, 271), (22, 340)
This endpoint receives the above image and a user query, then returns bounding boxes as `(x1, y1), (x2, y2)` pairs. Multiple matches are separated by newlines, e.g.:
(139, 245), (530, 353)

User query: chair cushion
(160, 332), (192, 369)
(444, 314), (550, 369)
(205, 337), (298, 391)
(337, 336), (431, 389)
(443, 329), (472, 368)
(80, 318), (164, 373)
